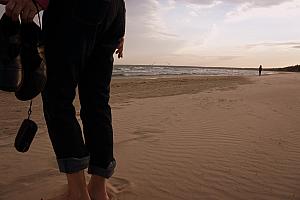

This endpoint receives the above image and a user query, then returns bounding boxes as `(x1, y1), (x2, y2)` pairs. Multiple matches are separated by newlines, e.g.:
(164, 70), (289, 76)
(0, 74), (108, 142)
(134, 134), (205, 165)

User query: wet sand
(0, 73), (300, 200)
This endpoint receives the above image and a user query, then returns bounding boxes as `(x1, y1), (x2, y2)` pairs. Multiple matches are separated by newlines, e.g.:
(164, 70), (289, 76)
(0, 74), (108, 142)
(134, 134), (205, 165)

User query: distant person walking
(259, 65), (263, 76)
(3, 0), (126, 199)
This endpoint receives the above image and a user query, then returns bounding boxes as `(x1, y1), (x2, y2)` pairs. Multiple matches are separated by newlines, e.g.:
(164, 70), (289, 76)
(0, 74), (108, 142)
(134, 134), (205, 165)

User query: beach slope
(0, 73), (300, 200)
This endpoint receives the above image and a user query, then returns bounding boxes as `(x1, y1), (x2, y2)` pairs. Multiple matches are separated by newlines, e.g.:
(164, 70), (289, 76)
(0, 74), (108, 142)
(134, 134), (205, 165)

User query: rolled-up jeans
(41, 0), (125, 178)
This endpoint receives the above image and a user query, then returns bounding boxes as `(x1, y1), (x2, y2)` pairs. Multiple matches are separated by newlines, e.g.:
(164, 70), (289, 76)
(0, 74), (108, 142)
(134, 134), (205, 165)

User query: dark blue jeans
(42, 0), (125, 178)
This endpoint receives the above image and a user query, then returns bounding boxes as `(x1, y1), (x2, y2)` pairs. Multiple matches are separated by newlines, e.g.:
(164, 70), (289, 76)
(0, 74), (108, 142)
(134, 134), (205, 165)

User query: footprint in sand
(107, 177), (131, 199)
(45, 177), (131, 200)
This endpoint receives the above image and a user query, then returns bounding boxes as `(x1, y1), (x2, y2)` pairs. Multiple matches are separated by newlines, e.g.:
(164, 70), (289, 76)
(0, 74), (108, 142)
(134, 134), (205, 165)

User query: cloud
(222, 0), (292, 6)
(126, 0), (178, 40)
(174, 0), (217, 5)
(175, 0), (293, 7)
(186, 1), (222, 17)
(225, 0), (300, 22)
(246, 41), (300, 49)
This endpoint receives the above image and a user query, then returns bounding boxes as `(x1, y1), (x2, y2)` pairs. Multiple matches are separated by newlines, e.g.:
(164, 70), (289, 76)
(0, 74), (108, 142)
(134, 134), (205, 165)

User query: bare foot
(66, 171), (91, 200)
(47, 170), (92, 200)
(88, 175), (109, 200)
(47, 190), (91, 200)
(66, 191), (91, 200)
(88, 185), (110, 200)
(47, 193), (68, 200)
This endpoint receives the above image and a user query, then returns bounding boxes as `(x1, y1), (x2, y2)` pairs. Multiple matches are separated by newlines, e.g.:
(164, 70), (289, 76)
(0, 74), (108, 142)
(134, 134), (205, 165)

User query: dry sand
(0, 73), (300, 200)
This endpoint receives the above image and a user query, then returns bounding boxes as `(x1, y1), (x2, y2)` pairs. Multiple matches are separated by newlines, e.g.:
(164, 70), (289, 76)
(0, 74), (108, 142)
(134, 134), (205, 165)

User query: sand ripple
(112, 74), (300, 200)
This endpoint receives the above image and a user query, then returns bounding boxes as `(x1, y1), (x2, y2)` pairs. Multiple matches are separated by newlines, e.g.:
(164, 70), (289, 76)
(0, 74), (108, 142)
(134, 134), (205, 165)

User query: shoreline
(112, 65), (281, 77)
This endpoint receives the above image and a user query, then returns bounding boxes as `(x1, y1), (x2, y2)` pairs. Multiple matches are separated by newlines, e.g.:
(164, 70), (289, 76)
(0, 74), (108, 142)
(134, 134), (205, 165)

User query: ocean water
(113, 65), (276, 77)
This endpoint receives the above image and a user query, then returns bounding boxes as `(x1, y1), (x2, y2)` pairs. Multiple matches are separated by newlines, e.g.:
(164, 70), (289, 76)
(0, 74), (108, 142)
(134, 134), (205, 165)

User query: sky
(1, 0), (300, 68)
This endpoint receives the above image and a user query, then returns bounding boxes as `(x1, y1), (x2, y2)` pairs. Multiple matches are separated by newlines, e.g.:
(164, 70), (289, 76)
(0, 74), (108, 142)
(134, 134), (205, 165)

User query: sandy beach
(0, 73), (300, 200)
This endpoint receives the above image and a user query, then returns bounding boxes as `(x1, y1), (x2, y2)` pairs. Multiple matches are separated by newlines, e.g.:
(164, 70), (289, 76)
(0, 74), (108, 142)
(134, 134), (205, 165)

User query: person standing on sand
(3, 0), (126, 199)
(259, 65), (263, 76)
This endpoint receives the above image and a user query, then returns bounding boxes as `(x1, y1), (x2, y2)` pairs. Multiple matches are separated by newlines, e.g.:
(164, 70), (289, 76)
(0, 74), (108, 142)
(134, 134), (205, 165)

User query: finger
(119, 37), (124, 43)
(118, 47), (123, 53)
(22, 10), (34, 23)
(11, 3), (23, 21)
(118, 52), (123, 59)
(5, 0), (16, 17)
(0, 0), (9, 5)
(21, 7), (30, 22)
(36, 3), (42, 12)
(116, 49), (123, 58)
(22, 2), (38, 23)
(117, 46), (123, 52)
(27, 10), (36, 23)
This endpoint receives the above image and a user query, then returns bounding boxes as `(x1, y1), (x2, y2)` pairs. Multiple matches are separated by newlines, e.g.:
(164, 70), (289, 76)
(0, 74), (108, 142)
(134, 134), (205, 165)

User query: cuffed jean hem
(57, 156), (90, 174)
(88, 159), (116, 179)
